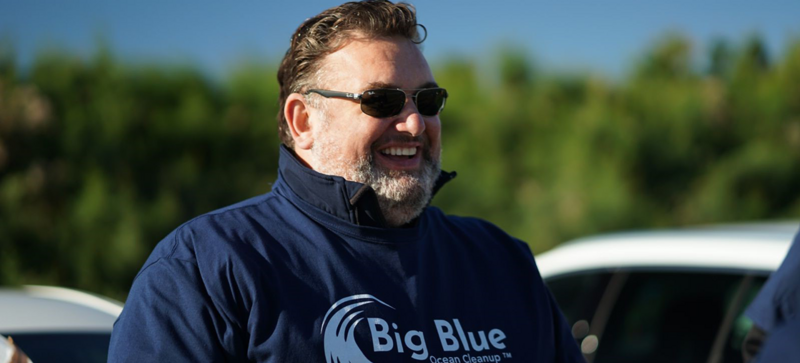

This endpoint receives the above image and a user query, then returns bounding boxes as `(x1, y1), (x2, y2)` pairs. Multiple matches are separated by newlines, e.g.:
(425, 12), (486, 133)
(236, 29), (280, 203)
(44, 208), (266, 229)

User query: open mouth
(375, 146), (422, 170)
(379, 147), (417, 159)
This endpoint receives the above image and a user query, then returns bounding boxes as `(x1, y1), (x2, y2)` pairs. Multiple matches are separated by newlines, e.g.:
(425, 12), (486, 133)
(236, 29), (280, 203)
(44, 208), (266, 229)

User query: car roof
(0, 285), (123, 333)
(536, 222), (798, 279)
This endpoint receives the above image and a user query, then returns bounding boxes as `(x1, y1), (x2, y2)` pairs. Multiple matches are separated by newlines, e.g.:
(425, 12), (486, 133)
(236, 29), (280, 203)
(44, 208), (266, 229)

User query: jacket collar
(276, 144), (456, 228)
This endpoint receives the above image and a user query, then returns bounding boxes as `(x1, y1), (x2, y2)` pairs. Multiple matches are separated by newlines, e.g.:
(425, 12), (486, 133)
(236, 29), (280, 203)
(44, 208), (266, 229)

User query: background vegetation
(1, 35), (799, 300)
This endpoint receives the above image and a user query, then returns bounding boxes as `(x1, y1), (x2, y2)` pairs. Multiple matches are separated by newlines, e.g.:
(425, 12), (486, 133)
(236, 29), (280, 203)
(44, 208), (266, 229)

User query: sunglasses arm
(305, 89), (362, 101)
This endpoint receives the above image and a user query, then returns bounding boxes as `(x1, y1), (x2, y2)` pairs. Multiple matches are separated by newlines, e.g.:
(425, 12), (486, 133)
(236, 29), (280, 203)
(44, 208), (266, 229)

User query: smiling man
(286, 34), (442, 228)
(108, 1), (583, 362)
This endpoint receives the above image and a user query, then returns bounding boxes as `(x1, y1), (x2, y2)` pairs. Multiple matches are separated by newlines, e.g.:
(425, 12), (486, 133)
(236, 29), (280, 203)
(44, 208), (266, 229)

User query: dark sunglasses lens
(416, 88), (447, 116)
(361, 89), (406, 117)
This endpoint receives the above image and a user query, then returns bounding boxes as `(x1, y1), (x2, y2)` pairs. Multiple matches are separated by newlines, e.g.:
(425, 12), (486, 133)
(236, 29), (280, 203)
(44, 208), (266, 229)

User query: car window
(2, 332), (111, 363)
(546, 271), (612, 325)
(546, 271), (766, 363)
(720, 277), (765, 363)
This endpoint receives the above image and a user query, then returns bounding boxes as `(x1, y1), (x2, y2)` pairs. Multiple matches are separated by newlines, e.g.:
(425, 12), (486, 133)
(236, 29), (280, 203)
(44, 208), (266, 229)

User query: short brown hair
(276, 0), (425, 148)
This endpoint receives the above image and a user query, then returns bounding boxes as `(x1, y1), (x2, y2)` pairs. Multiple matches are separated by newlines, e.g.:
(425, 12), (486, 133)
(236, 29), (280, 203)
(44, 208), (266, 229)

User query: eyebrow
(362, 80), (440, 91)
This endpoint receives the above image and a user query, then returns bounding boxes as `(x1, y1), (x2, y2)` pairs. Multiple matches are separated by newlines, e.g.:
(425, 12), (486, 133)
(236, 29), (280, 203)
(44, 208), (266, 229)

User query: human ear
(284, 93), (314, 150)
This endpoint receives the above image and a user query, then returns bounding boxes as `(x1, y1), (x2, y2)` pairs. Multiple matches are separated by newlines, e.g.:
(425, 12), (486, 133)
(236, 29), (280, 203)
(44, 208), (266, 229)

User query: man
(1, 336), (31, 363)
(741, 229), (800, 362)
(108, 1), (584, 362)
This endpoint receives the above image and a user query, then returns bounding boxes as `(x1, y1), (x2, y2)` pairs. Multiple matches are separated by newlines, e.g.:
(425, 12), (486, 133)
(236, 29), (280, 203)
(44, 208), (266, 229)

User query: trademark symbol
(503, 352), (512, 358)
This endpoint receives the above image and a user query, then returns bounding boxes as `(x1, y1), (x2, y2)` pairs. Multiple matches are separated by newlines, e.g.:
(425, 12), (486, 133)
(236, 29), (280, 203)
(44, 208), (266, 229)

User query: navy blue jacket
(108, 146), (584, 362)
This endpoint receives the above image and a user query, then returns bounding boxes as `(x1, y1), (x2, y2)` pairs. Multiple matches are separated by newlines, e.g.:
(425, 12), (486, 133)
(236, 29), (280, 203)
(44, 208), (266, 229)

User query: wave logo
(321, 294), (394, 363)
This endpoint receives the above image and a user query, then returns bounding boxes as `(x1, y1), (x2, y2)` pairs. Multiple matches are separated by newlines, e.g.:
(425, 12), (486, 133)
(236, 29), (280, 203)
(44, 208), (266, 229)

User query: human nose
(394, 97), (426, 137)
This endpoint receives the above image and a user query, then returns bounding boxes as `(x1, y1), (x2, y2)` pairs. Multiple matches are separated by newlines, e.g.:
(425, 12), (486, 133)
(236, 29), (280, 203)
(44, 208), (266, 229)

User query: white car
(0, 285), (123, 363)
(536, 222), (797, 363)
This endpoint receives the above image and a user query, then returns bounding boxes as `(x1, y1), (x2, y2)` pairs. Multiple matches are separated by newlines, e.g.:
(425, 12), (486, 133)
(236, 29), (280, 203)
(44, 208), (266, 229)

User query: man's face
(307, 36), (442, 226)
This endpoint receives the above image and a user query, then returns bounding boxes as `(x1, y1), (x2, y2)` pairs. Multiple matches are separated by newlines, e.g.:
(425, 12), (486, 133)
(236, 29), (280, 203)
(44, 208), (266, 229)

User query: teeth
(380, 147), (417, 156)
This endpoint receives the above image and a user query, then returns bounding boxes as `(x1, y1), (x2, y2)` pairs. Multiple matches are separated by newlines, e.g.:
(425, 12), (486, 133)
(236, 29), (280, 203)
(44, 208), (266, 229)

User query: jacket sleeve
(516, 237), (585, 363)
(107, 258), (231, 362)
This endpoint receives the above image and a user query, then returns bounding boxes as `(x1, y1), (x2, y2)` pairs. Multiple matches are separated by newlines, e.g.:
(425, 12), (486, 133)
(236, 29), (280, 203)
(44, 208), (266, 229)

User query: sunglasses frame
(304, 87), (448, 118)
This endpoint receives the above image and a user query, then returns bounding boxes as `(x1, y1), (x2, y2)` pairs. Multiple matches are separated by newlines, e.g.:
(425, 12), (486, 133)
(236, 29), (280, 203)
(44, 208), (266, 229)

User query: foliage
(1, 35), (799, 300)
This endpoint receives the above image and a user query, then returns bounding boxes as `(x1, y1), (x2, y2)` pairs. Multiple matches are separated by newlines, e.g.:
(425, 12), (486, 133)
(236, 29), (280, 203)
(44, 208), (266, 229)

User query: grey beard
(311, 138), (440, 227)
(356, 152), (440, 227)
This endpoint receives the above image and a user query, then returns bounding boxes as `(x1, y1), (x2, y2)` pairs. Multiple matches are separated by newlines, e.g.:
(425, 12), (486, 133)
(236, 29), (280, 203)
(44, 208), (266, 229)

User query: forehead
(320, 36), (435, 91)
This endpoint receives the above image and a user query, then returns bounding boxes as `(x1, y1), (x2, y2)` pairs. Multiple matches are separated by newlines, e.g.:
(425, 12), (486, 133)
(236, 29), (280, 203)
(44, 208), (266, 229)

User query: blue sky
(2, 0), (799, 78)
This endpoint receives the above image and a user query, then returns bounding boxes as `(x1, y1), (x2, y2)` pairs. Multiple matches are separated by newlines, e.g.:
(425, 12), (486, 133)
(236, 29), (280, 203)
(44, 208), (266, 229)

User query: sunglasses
(305, 87), (448, 118)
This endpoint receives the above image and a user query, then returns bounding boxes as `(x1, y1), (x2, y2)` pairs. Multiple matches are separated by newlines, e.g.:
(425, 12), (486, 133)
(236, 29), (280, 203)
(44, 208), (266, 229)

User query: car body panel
(537, 224), (796, 279)
(0, 286), (122, 333)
